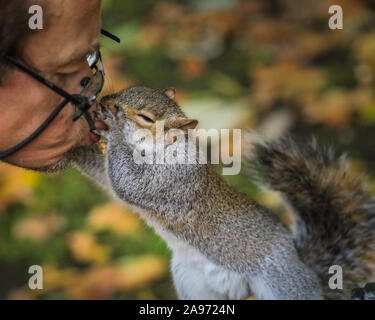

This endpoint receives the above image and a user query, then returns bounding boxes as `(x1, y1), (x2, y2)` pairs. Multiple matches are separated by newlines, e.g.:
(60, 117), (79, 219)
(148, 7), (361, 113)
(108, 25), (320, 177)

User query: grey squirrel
(71, 86), (375, 299)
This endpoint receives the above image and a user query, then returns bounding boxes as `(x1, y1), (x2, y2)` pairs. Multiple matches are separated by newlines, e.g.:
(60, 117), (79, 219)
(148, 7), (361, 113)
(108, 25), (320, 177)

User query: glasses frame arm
(3, 55), (81, 105)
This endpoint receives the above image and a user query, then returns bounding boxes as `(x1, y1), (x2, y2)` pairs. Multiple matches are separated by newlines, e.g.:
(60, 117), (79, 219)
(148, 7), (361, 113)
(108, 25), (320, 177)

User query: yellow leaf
(43, 265), (76, 291)
(88, 202), (140, 236)
(0, 163), (40, 212)
(12, 213), (65, 243)
(63, 266), (117, 300)
(67, 231), (110, 263)
(116, 255), (167, 290)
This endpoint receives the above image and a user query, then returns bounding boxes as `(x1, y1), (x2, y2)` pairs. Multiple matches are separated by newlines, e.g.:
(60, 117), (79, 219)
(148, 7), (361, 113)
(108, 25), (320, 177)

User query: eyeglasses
(0, 29), (120, 160)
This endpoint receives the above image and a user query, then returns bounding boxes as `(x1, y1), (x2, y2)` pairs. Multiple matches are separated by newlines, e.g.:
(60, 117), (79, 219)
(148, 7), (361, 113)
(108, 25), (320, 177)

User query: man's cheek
(55, 104), (76, 129)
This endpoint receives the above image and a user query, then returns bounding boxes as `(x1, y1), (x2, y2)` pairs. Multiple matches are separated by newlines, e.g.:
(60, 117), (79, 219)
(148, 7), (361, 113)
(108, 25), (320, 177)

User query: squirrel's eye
(137, 114), (154, 124)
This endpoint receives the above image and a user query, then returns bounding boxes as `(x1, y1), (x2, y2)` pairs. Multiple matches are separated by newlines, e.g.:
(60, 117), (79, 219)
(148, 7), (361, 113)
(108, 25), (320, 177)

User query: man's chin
(27, 150), (76, 173)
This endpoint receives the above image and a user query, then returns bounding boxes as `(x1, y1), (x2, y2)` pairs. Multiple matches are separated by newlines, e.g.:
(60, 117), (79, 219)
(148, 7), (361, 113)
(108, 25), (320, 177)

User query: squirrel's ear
(163, 87), (176, 100)
(172, 117), (198, 134)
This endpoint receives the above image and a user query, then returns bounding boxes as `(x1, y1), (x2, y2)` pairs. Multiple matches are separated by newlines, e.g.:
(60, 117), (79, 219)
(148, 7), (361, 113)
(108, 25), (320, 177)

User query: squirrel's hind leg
(248, 255), (323, 300)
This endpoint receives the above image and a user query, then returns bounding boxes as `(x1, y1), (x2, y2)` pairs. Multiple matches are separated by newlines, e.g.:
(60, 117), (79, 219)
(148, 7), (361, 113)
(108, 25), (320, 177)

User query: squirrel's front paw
(95, 103), (116, 126)
(94, 103), (124, 138)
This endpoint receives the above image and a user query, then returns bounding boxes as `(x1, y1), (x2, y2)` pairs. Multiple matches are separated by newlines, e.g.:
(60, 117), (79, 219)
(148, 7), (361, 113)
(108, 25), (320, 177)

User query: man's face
(0, 0), (103, 170)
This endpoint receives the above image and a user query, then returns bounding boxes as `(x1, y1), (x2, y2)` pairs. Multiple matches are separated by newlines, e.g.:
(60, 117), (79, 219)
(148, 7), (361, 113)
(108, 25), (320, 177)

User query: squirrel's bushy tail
(246, 135), (375, 299)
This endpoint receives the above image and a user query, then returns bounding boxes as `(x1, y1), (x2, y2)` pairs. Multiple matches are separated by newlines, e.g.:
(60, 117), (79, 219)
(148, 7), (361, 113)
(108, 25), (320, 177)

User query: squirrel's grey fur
(72, 86), (375, 299)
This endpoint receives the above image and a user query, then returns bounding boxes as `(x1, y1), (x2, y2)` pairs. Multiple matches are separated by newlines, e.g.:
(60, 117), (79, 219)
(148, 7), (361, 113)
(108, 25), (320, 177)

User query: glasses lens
(80, 70), (104, 103)
(72, 69), (104, 122)
(72, 50), (105, 123)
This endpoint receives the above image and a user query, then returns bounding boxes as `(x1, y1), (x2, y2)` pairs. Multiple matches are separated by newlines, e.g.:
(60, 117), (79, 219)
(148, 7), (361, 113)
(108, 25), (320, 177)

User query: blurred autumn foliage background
(2, 0), (375, 299)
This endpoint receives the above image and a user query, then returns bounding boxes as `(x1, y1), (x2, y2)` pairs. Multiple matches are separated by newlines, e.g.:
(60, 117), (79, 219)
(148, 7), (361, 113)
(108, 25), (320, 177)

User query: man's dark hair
(0, 0), (37, 82)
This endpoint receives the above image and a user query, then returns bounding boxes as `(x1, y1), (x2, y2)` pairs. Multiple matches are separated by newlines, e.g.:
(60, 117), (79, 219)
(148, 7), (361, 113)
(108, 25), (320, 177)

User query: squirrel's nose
(100, 94), (117, 105)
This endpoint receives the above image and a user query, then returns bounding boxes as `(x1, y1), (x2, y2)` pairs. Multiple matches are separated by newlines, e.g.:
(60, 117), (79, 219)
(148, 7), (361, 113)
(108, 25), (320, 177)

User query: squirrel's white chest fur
(136, 208), (253, 300)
